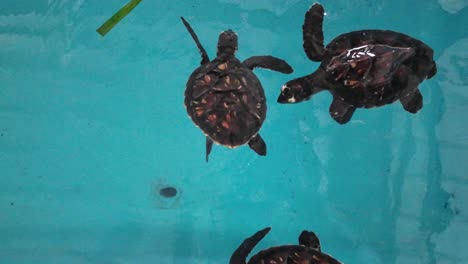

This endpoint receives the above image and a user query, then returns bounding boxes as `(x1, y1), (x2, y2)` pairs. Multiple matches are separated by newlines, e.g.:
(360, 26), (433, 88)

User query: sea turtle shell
(185, 57), (266, 148)
(320, 30), (436, 108)
(182, 17), (292, 159)
(230, 228), (342, 264)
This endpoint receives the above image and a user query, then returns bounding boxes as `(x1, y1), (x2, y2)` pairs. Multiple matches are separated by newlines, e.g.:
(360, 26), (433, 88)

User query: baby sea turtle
(181, 17), (293, 161)
(230, 227), (342, 264)
(277, 3), (437, 124)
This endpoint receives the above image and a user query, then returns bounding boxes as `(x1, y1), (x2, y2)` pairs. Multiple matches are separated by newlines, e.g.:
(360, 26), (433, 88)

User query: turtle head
(277, 77), (313, 104)
(278, 70), (326, 104)
(298, 230), (321, 251)
(217, 29), (238, 56)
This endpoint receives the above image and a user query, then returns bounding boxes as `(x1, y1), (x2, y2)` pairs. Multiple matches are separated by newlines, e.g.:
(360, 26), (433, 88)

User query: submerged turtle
(181, 17), (293, 161)
(277, 3), (437, 124)
(230, 227), (342, 264)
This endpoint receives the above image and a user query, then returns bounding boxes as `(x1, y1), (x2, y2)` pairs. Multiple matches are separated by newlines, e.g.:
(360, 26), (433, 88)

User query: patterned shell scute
(185, 59), (266, 147)
(247, 245), (342, 264)
(326, 44), (415, 88)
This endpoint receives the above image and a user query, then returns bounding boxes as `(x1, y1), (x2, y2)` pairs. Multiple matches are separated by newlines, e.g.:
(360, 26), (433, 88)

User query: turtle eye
(282, 87), (292, 97)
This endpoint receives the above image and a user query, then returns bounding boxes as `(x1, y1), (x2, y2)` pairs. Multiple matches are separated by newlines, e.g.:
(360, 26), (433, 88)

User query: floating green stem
(96, 0), (142, 36)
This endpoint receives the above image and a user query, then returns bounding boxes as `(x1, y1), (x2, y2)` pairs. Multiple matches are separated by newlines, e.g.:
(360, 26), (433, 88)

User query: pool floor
(1, 0), (468, 263)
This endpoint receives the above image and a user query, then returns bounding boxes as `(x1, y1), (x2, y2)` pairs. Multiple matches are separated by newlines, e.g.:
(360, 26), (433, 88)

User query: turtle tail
(229, 227), (271, 264)
(303, 3), (325, 62)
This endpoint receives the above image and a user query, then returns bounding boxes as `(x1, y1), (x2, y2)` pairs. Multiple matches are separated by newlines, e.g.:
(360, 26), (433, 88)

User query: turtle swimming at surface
(278, 3), (437, 124)
(230, 227), (342, 264)
(181, 17), (293, 161)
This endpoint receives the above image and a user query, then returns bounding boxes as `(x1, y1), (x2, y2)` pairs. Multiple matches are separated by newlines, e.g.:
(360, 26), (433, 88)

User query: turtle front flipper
(181, 17), (210, 65)
(206, 137), (214, 162)
(400, 75), (423, 113)
(303, 3), (325, 62)
(230, 227), (271, 264)
(329, 96), (356, 124)
(248, 134), (267, 156)
(242, 56), (293, 74)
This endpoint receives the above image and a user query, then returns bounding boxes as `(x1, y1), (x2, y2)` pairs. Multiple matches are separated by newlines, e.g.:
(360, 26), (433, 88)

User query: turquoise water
(1, 0), (467, 263)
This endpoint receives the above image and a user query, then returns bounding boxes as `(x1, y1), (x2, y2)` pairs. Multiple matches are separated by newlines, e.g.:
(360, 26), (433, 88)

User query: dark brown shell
(321, 30), (436, 108)
(326, 44), (415, 87)
(185, 58), (266, 147)
(247, 245), (342, 264)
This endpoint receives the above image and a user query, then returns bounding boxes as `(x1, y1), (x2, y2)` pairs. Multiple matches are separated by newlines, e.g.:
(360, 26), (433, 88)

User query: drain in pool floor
(159, 186), (177, 198)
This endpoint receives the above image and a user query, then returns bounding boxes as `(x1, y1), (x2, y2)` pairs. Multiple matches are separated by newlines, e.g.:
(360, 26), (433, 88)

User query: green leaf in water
(96, 0), (143, 37)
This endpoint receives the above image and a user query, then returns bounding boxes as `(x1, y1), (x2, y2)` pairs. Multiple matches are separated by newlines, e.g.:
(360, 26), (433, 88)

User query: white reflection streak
(438, 0), (468, 14)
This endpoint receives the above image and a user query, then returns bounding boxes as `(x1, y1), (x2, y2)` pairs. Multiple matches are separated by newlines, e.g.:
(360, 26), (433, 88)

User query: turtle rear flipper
(329, 96), (356, 124)
(205, 137), (214, 162)
(242, 56), (293, 74)
(303, 3), (325, 62)
(230, 227), (271, 264)
(181, 17), (210, 64)
(248, 134), (267, 156)
(400, 75), (423, 113)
